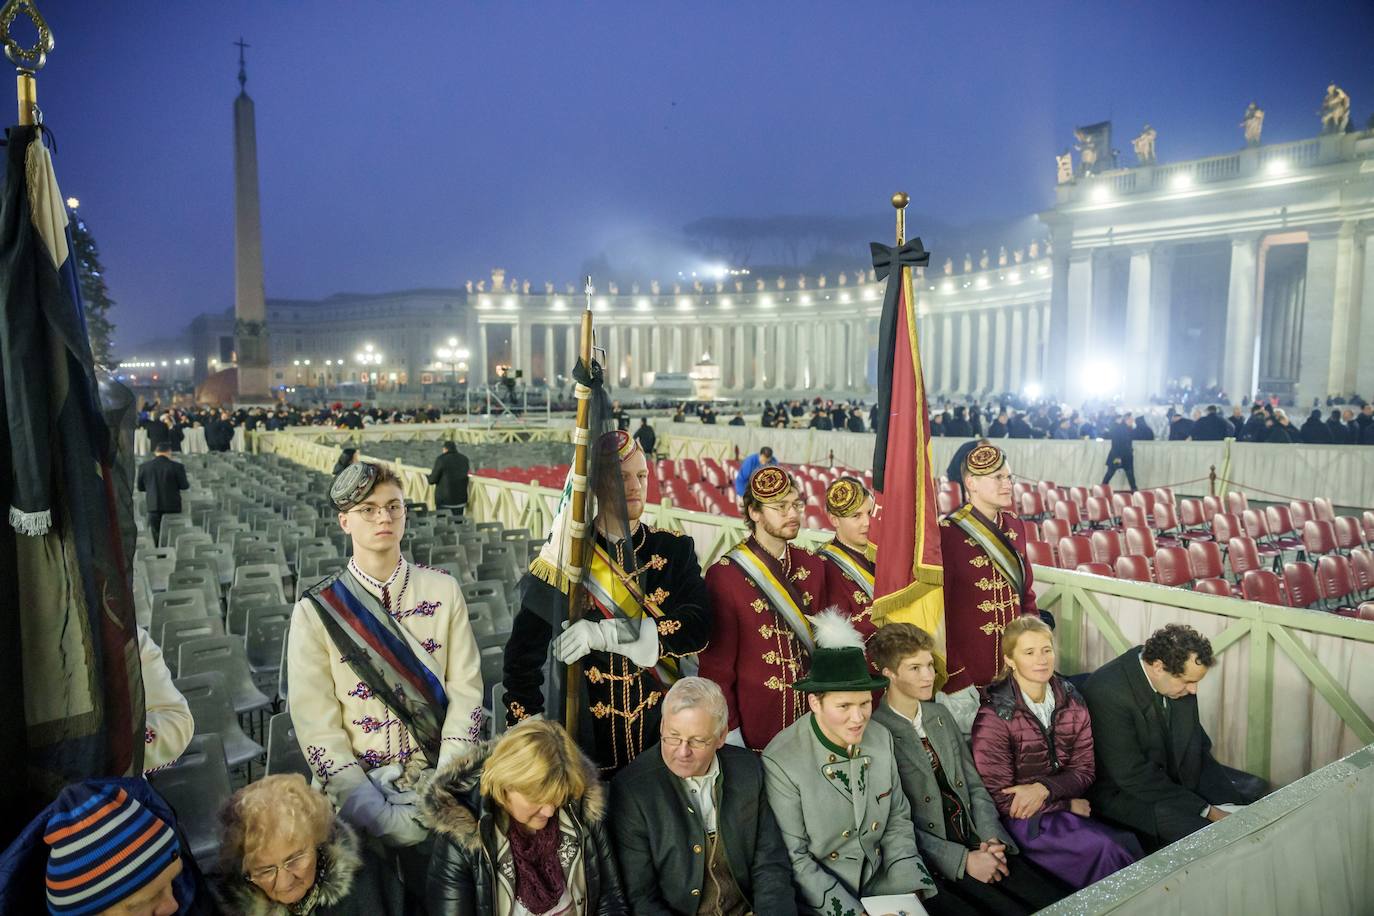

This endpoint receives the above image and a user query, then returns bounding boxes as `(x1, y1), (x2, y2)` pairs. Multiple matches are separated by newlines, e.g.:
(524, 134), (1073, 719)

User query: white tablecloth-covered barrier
(661, 426), (1373, 509)
(133, 426), (245, 456)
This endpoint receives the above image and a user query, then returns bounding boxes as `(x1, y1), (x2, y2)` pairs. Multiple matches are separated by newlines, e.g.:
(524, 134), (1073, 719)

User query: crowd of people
(1, 433), (1274, 915)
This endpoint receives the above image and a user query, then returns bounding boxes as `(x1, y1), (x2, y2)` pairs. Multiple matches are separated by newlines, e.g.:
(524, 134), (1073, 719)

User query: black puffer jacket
(421, 740), (628, 916)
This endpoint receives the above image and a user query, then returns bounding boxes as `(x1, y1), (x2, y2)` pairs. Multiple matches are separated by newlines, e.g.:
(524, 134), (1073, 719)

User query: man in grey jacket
(868, 625), (1064, 914)
(762, 612), (937, 916)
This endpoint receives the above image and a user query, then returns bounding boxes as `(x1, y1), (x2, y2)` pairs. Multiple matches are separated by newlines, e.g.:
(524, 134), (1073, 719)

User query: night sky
(36, 1), (1374, 352)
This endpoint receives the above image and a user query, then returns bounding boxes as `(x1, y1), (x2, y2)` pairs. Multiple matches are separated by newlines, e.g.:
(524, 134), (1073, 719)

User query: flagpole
(563, 277), (596, 732)
(1, 0), (55, 125)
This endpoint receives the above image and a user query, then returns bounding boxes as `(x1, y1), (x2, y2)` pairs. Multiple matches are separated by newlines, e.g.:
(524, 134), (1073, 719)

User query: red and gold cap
(964, 443), (1007, 477)
(748, 465), (795, 504)
(825, 477), (871, 518)
(598, 429), (641, 463)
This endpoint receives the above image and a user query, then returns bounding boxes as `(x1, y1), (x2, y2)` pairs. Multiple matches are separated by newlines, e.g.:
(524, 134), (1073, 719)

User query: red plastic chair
(1290, 500), (1316, 528)
(1241, 510), (1285, 562)
(1085, 497), (1116, 529)
(1227, 536), (1266, 580)
(1358, 602), (1374, 621)
(1115, 555), (1153, 582)
(1314, 497), (1336, 523)
(1053, 500), (1084, 531)
(1351, 548), (1374, 597)
(1076, 562), (1115, 577)
(1152, 488), (1177, 513)
(1316, 555), (1357, 607)
(1037, 480), (1058, 498)
(1241, 569), (1287, 606)
(1213, 513), (1244, 547)
(1152, 502), (1181, 540)
(1363, 511), (1374, 542)
(1090, 483), (1114, 502)
(1024, 521), (1044, 544)
(1188, 541), (1228, 582)
(1195, 577), (1233, 597)
(1202, 495), (1225, 521)
(1041, 518), (1072, 547)
(937, 491), (960, 515)
(1226, 491), (1250, 516)
(1263, 505), (1304, 551)
(1132, 490), (1157, 522)
(1153, 547), (1193, 588)
(1124, 527), (1158, 558)
(1111, 493), (1132, 520)
(1178, 499), (1212, 539)
(1019, 491), (1047, 521)
(1058, 536), (1094, 571)
(1334, 516), (1366, 551)
(1067, 487), (1089, 511)
(1091, 530), (1125, 567)
(1120, 506), (1148, 530)
(1026, 541), (1056, 568)
(1282, 562), (1321, 609)
(1302, 520), (1339, 561)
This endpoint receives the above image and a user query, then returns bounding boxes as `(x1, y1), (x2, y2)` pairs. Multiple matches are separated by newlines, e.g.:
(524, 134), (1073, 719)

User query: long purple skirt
(1002, 810), (1144, 890)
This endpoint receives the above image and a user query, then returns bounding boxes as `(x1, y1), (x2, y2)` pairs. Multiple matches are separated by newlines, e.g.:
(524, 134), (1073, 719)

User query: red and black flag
(868, 236), (945, 645)
(0, 124), (143, 841)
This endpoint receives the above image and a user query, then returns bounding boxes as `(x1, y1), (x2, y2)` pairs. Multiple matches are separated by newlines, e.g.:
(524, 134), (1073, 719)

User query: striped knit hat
(43, 782), (181, 914)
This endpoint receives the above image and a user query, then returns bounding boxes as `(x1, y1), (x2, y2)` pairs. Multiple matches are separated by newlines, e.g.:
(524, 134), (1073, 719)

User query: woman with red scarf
(423, 720), (627, 916)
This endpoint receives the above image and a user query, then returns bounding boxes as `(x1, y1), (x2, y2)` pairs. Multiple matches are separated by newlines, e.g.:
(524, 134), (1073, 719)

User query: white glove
(724, 728), (746, 748)
(338, 764), (429, 847)
(551, 619), (612, 664)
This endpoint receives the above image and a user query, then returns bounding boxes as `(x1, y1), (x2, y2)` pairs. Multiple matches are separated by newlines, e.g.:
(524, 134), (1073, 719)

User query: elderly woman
(970, 617), (1142, 890)
(422, 719), (627, 916)
(215, 774), (403, 915)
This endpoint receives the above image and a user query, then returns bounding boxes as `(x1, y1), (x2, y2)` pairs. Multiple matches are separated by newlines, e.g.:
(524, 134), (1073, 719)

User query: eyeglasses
(246, 848), (316, 886)
(660, 733), (715, 750)
(351, 501), (406, 521)
(764, 500), (807, 517)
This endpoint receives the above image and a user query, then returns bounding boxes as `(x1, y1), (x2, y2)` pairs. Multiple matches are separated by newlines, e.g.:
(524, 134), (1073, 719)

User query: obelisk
(232, 38), (271, 401)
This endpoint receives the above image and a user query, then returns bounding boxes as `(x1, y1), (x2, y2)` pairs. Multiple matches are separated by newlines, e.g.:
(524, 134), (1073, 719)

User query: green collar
(810, 714), (859, 759)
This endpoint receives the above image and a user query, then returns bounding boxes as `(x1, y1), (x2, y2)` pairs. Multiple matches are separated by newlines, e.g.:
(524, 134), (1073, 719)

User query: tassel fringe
(10, 505), (52, 537)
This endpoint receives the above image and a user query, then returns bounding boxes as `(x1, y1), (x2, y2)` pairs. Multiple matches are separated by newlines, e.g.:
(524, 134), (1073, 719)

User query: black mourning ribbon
(869, 239), (932, 492)
(572, 357), (604, 389)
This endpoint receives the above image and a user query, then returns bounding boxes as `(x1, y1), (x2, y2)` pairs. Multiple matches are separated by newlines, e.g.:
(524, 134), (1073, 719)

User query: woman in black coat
(422, 720), (627, 916)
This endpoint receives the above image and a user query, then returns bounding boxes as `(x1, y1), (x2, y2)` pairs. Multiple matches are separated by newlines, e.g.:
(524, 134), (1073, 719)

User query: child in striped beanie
(42, 780), (183, 915)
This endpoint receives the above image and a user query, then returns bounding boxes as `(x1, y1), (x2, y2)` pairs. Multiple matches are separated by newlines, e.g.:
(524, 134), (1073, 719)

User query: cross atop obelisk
(232, 38), (270, 401)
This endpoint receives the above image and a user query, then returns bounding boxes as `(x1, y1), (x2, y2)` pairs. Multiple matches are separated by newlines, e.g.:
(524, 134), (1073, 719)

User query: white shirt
(1021, 686), (1056, 731)
(887, 701), (928, 739)
(682, 755), (722, 833)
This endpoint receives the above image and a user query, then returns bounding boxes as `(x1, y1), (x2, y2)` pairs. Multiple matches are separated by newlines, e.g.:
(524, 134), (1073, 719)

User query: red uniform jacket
(939, 507), (1039, 693)
(816, 540), (877, 644)
(699, 538), (828, 752)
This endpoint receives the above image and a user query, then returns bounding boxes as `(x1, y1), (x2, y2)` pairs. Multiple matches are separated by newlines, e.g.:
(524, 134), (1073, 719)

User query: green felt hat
(793, 645), (889, 694)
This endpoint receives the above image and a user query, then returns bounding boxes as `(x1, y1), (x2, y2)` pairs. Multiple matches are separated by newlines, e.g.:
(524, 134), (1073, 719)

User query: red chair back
(1153, 546), (1193, 588)
(1179, 498), (1208, 529)
(1091, 530), (1124, 566)
(1202, 495), (1224, 520)
(1019, 492), (1045, 519)
(1040, 518), (1072, 546)
(1025, 541), (1055, 568)
(1085, 497), (1114, 527)
(1024, 521), (1043, 543)
(1226, 491), (1250, 515)
(1302, 520), (1338, 557)
(1068, 487), (1089, 510)
(1333, 516), (1365, 550)
(1241, 569), (1286, 606)
(1115, 555), (1153, 582)
(1152, 501), (1180, 535)
(1351, 548), (1374, 594)
(1212, 513), (1243, 543)
(1282, 562), (1320, 609)
(1053, 500), (1083, 529)
(1111, 493), (1132, 518)
(1090, 484), (1114, 503)
(1242, 509), (1271, 541)
(1316, 555), (1355, 602)
(1076, 562), (1115, 577)
(1058, 536), (1093, 571)
(1187, 541), (1226, 580)
(1227, 536), (1263, 578)
(1265, 505), (1298, 538)
(1152, 488), (1176, 512)
(1120, 506), (1148, 530)
(1124, 527), (1158, 558)
(1132, 490), (1157, 519)
(937, 491), (959, 515)
(1013, 481), (1031, 501)
(1358, 602), (1374, 621)
(1363, 511), (1374, 541)
(1314, 497), (1336, 522)
(1194, 577), (1232, 597)
(1290, 500), (1315, 528)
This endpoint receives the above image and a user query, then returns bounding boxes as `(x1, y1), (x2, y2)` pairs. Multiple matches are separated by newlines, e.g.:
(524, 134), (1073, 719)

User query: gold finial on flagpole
(1, 0), (54, 126)
(891, 192), (909, 246)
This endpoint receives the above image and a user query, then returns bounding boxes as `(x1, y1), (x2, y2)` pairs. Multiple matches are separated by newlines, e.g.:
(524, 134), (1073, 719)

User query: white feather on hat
(809, 608), (865, 650)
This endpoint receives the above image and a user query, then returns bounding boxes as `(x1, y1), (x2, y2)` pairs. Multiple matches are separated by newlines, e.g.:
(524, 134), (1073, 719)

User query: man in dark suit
(136, 442), (189, 545)
(1082, 624), (1265, 848)
(610, 677), (796, 916)
(1191, 405), (1232, 441)
(426, 441), (470, 515)
(1102, 414), (1139, 491)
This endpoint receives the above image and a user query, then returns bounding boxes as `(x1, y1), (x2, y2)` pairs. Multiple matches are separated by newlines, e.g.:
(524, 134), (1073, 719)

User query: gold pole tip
(891, 192), (910, 209)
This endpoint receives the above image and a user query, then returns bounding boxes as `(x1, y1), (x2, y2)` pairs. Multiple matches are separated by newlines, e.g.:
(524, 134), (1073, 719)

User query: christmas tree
(69, 204), (116, 367)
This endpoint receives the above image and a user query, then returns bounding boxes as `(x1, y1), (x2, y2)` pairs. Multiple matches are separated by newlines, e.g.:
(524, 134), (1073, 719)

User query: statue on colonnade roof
(1320, 83), (1350, 134)
(1241, 102), (1265, 146)
(1132, 124), (1157, 165)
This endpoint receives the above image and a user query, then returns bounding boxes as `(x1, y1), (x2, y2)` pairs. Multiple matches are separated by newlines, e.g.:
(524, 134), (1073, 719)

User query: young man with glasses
(610, 677), (796, 915)
(699, 466), (828, 752)
(286, 461), (483, 911)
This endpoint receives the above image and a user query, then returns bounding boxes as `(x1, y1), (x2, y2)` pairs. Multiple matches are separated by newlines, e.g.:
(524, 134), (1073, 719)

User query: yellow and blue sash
(726, 541), (815, 654)
(948, 505), (1026, 598)
(819, 541), (875, 600)
(581, 543), (681, 687)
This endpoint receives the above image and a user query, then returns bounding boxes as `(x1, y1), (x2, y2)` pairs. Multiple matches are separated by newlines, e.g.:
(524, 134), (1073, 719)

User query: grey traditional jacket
(762, 714), (935, 916)
(870, 700), (1017, 881)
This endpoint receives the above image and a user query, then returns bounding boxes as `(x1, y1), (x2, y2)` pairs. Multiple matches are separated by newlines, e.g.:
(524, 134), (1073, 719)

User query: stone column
(649, 326), (662, 376)
(1045, 245), (1072, 397)
(1222, 234), (1261, 403)
(1146, 247), (1174, 401)
(1124, 247), (1154, 403)
(477, 324), (490, 384)
(1025, 305), (1041, 389)
(1296, 223), (1357, 404)
(992, 309), (1008, 394)
(630, 325), (644, 388)
(542, 325), (555, 385)
(940, 314), (955, 393)
(731, 324), (745, 390)
(775, 325), (789, 391)
(1064, 252), (1094, 402)
(690, 326), (704, 368)
(1325, 221), (1364, 398)
(1008, 308), (1024, 393)
(957, 313), (973, 393)
(518, 320), (534, 379)
(975, 311), (992, 394)
(1356, 229), (1374, 396)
